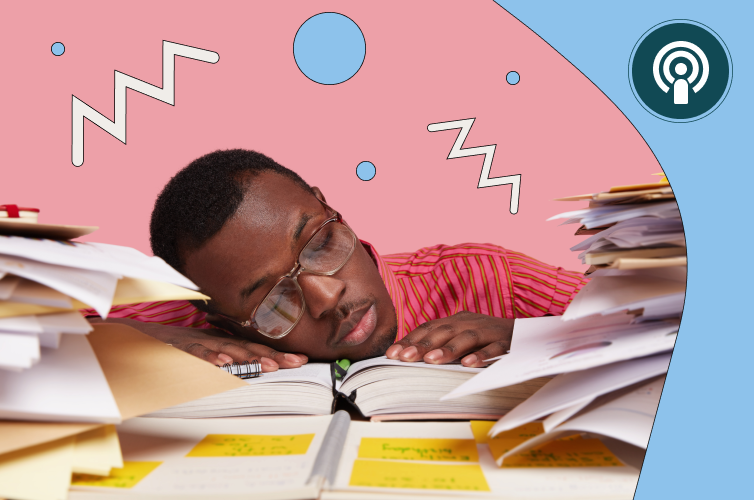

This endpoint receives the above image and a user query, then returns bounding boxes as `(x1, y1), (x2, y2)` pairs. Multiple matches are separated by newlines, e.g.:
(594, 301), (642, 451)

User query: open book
(147, 356), (551, 421)
(68, 412), (641, 500)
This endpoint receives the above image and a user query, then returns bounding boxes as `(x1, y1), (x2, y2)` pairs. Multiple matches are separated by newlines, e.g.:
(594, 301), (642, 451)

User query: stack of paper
(548, 177), (686, 272)
(0, 234), (209, 371)
(0, 323), (247, 500)
(442, 176), (683, 460)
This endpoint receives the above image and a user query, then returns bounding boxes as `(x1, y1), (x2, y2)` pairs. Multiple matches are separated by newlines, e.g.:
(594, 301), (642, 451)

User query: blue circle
(506, 71), (520, 85)
(51, 42), (65, 56)
(356, 161), (376, 181)
(294, 13), (365, 85)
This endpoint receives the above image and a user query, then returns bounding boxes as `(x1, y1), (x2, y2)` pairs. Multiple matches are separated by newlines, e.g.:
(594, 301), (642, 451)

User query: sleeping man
(91, 149), (588, 372)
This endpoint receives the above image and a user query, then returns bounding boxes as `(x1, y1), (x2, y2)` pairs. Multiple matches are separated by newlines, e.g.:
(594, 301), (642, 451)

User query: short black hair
(150, 148), (313, 273)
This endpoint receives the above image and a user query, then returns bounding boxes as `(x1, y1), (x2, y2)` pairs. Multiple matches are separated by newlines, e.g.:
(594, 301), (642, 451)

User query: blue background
(494, 1), (752, 497)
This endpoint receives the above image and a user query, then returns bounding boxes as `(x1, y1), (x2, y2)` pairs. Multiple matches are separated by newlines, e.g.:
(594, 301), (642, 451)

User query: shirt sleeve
(80, 300), (211, 328)
(505, 250), (590, 318)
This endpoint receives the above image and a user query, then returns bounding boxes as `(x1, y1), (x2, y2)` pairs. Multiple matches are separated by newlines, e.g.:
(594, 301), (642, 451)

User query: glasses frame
(217, 199), (357, 339)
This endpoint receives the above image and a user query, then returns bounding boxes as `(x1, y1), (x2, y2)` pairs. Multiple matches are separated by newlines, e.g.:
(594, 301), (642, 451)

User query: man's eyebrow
(240, 275), (272, 300)
(292, 212), (316, 244)
(239, 211), (319, 303)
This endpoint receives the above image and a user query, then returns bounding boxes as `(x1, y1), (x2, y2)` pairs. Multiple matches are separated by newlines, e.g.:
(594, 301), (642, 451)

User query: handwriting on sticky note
(186, 434), (315, 457)
(71, 461), (162, 488)
(350, 459), (490, 491)
(358, 438), (479, 462)
(494, 438), (624, 468)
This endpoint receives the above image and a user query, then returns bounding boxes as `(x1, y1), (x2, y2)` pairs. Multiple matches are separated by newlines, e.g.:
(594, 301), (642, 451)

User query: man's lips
(334, 303), (378, 346)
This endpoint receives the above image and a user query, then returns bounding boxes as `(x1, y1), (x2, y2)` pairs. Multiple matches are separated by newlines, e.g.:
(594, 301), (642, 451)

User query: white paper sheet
(570, 217), (685, 251)
(0, 315), (43, 334)
(7, 277), (73, 308)
(36, 311), (93, 334)
(562, 275), (686, 321)
(0, 254), (118, 317)
(0, 334), (121, 423)
(0, 332), (40, 371)
(442, 315), (677, 400)
(490, 352), (671, 435)
(0, 235), (197, 289)
(548, 202), (679, 229)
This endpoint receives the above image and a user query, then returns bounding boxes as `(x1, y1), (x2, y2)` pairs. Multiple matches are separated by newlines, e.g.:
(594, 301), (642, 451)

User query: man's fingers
(182, 342), (230, 367)
(385, 325), (431, 359)
(460, 341), (511, 368)
(210, 339), (307, 371)
(423, 330), (506, 365)
(393, 324), (458, 362)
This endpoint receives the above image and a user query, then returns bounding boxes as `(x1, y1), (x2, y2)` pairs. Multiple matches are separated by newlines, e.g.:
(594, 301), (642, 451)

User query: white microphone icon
(653, 41), (709, 104)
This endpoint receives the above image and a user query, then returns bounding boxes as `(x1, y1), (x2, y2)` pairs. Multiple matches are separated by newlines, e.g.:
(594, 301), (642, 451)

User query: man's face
(182, 172), (398, 362)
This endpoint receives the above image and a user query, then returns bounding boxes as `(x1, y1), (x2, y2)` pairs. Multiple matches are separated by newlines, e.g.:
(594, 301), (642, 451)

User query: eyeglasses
(219, 200), (357, 339)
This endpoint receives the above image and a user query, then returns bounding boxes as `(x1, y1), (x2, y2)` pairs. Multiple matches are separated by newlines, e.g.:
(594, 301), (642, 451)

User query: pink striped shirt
(86, 242), (589, 341)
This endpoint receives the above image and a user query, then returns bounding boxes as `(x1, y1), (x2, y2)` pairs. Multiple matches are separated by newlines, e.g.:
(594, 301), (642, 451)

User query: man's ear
(311, 186), (326, 203)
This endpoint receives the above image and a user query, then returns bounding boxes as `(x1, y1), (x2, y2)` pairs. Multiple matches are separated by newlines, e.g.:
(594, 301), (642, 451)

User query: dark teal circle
(629, 20), (732, 122)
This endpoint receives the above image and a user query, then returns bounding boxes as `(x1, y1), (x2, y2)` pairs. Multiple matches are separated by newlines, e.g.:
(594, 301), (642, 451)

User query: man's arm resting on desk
(86, 318), (308, 372)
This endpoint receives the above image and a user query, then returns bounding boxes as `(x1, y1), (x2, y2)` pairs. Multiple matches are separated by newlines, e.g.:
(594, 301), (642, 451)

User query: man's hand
(88, 318), (308, 372)
(384, 312), (513, 367)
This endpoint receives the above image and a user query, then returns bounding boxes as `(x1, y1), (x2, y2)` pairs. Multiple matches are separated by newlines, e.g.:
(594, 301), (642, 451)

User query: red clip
(0, 205), (40, 218)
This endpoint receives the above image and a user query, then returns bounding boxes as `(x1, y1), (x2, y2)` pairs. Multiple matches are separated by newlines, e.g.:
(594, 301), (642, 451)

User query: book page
(342, 356), (482, 387)
(246, 362), (333, 389)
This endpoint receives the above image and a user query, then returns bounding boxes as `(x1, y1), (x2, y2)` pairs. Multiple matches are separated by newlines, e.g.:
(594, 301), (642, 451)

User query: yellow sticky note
(358, 438), (478, 462)
(350, 459), (490, 491)
(497, 439), (624, 468)
(470, 421), (496, 444)
(71, 461), (162, 488)
(186, 434), (315, 457)
(493, 421), (545, 441)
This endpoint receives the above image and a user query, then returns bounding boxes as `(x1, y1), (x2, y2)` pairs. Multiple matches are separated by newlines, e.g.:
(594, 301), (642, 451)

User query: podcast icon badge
(629, 20), (732, 122)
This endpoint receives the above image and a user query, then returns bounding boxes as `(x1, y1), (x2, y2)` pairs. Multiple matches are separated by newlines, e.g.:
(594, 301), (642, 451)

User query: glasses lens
(300, 222), (355, 273)
(253, 278), (303, 338)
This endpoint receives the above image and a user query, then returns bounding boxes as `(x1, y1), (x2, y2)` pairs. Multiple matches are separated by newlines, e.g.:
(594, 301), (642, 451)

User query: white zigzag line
(428, 118), (521, 214)
(71, 41), (219, 167)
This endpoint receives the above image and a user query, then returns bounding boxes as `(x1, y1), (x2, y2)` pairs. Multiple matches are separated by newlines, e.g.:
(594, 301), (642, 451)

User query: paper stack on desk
(0, 323), (247, 500)
(0, 231), (210, 371)
(0, 208), (245, 500)
(443, 176), (683, 464)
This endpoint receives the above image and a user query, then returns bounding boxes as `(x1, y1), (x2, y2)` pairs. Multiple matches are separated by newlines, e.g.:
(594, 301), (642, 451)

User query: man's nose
(297, 274), (345, 319)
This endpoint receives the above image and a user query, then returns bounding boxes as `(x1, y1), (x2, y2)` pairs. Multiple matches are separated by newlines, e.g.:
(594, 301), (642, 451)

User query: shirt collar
(360, 240), (407, 341)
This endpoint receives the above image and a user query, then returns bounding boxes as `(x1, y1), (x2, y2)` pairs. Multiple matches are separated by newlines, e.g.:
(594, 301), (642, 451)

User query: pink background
(1, 0), (660, 272)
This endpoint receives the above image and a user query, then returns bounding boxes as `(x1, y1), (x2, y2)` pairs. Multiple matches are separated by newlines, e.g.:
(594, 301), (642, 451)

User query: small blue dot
(51, 42), (65, 56)
(356, 161), (376, 181)
(294, 13), (365, 85)
(506, 71), (520, 85)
